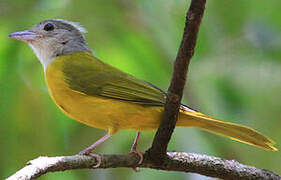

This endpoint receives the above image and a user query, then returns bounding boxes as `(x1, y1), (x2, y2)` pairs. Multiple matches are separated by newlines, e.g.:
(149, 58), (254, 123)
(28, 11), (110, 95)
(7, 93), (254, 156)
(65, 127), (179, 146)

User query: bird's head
(9, 19), (90, 69)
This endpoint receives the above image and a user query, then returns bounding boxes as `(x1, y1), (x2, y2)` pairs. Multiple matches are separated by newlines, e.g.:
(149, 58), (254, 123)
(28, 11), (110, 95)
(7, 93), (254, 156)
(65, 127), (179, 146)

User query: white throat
(29, 44), (56, 71)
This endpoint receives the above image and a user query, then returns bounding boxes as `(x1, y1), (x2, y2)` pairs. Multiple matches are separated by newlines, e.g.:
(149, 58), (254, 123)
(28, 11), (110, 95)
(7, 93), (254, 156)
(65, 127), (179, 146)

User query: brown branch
(6, 152), (280, 180)
(147, 0), (206, 163)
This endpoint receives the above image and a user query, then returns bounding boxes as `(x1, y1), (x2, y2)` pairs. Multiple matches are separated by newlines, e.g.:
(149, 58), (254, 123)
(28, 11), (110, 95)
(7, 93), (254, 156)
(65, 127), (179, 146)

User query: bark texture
(7, 152), (280, 180)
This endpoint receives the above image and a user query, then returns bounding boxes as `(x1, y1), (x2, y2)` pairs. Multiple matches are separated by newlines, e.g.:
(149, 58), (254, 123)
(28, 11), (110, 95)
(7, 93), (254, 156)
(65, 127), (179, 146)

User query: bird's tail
(177, 105), (277, 151)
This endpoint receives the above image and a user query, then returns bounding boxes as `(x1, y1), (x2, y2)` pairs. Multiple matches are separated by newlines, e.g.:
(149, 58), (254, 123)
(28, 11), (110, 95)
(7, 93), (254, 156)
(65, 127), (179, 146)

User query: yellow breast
(45, 54), (163, 135)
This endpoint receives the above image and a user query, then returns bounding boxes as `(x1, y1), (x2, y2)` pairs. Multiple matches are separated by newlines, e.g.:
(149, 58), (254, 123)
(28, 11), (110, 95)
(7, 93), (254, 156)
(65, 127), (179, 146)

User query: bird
(9, 19), (277, 166)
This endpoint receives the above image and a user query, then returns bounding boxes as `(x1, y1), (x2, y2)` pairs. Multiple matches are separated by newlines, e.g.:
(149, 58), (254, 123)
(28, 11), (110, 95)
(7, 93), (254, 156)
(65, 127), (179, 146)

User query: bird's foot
(79, 151), (102, 168)
(131, 149), (143, 165)
(130, 149), (143, 172)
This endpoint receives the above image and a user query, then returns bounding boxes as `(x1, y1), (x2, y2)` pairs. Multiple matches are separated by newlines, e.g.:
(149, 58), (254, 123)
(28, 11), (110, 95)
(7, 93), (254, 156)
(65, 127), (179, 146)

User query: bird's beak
(8, 30), (41, 43)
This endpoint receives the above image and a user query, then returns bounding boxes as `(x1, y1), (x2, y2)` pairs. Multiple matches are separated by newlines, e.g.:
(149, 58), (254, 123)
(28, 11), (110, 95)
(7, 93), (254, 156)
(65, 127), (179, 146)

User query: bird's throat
(29, 44), (56, 71)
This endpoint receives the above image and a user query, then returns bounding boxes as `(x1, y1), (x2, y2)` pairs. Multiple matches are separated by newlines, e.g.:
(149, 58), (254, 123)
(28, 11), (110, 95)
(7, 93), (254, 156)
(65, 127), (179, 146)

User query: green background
(1, 0), (280, 179)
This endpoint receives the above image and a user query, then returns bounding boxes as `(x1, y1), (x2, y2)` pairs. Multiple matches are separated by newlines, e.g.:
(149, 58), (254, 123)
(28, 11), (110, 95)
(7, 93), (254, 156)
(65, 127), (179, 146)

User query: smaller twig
(6, 152), (280, 180)
(147, 0), (207, 164)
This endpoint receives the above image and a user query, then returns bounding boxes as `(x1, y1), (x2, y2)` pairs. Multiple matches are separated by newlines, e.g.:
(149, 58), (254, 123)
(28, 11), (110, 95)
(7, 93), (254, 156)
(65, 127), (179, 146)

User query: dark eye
(43, 23), (54, 31)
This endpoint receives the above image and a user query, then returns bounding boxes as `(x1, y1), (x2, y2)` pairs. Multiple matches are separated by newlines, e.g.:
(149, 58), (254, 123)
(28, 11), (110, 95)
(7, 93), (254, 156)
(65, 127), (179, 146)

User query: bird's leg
(79, 133), (112, 168)
(130, 132), (143, 165)
(79, 133), (112, 154)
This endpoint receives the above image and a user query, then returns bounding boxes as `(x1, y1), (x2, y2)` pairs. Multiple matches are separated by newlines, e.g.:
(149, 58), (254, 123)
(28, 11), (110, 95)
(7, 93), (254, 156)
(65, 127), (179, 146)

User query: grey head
(9, 19), (90, 70)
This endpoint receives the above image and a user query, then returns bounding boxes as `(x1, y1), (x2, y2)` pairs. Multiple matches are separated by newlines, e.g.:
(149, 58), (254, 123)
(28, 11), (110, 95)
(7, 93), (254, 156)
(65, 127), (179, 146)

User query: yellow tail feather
(177, 107), (277, 151)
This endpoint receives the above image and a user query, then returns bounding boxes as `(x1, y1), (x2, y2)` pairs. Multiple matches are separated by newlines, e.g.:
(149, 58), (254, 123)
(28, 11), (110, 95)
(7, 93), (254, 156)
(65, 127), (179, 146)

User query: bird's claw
(130, 149), (143, 172)
(89, 153), (102, 168)
(79, 151), (102, 168)
(132, 150), (143, 165)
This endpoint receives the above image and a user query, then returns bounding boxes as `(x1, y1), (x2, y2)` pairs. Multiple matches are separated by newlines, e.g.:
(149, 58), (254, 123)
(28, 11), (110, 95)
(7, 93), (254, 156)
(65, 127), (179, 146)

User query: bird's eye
(43, 23), (54, 31)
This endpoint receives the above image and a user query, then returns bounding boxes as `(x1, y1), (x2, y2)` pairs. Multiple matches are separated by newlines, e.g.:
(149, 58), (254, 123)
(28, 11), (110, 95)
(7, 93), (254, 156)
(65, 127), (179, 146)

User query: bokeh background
(1, 0), (280, 179)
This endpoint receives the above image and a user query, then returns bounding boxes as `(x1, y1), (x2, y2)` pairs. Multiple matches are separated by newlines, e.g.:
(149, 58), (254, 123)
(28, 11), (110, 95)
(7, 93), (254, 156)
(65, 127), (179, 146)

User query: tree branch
(147, 0), (206, 163)
(7, 152), (280, 180)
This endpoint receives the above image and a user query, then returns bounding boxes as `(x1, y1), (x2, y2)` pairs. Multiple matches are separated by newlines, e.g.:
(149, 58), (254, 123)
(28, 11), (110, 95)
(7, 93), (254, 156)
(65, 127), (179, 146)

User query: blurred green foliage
(1, 0), (280, 179)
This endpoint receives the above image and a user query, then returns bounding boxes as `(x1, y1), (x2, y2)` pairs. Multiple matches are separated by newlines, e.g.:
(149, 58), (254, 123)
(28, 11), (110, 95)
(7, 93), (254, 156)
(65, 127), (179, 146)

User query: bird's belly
(45, 69), (162, 133)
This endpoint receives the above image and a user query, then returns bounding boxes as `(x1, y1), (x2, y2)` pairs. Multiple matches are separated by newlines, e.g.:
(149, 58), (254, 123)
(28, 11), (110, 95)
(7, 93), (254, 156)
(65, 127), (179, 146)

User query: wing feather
(61, 52), (166, 106)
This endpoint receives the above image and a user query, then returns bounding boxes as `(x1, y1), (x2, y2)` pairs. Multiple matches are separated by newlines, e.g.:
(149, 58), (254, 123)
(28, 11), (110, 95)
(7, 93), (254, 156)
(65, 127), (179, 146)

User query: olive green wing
(62, 52), (166, 106)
